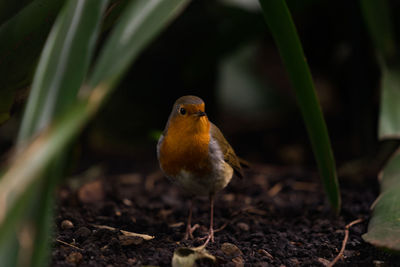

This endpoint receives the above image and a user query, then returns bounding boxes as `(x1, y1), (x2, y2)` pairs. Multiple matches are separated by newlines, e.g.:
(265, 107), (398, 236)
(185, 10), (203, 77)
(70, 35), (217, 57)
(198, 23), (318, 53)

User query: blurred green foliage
(0, 0), (400, 264)
(259, 0), (340, 212)
(0, 0), (65, 125)
(0, 0), (190, 266)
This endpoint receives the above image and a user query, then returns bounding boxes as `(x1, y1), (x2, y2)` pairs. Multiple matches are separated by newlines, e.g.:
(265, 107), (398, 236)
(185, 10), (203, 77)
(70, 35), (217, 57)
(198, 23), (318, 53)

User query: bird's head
(166, 95), (209, 135)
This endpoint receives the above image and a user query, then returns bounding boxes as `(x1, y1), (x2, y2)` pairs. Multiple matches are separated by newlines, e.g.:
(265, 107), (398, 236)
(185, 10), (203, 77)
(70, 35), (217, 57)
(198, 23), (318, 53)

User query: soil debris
(52, 164), (400, 266)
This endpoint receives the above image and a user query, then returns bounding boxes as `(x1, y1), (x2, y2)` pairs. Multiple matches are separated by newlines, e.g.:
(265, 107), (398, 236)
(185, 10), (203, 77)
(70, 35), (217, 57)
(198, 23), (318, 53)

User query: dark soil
(52, 162), (400, 266)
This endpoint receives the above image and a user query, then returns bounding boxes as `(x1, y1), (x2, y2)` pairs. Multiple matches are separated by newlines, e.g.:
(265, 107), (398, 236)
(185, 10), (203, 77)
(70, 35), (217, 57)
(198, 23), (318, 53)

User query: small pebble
(237, 222), (249, 231)
(74, 227), (91, 242)
(122, 198), (133, 206)
(66, 252), (83, 264)
(373, 260), (385, 267)
(128, 258), (137, 265)
(78, 180), (105, 204)
(290, 258), (300, 265)
(221, 242), (242, 257)
(61, 220), (74, 230)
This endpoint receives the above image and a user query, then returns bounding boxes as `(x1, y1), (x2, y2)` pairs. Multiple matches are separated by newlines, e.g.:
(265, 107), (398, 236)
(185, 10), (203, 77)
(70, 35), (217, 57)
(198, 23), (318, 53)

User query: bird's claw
(184, 223), (200, 240)
(197, 227), (214, 247)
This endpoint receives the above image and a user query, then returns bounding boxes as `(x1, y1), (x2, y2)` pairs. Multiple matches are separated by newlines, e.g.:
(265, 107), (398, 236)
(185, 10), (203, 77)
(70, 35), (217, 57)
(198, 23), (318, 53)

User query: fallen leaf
(120, 229), (154, 240)
(169, 222), (185, 228)
(172, 247), (216, 267)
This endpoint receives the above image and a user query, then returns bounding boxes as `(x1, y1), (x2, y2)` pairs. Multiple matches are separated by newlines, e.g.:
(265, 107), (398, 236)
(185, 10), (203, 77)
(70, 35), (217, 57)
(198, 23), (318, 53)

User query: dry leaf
(91, 224), (155, 240)
(172, 247), (216, 267)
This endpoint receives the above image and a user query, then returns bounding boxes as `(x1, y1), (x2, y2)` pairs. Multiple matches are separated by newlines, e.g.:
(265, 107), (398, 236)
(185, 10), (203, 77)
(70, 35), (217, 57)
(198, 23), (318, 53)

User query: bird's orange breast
(159, 116), (211, 177)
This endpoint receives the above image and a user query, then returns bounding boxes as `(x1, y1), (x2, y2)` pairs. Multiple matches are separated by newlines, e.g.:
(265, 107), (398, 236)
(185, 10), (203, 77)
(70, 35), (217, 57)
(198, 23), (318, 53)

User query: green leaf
(18, 0), (109, 143)
(362, 153), (400, 251)
(0, 90), (13, 125)
(0, 0), (190, 254)
(360, 0), (400, 140)
(258, 0), (340, 212)
(360, 0), (400, 252)
(359, 0), (396, 61)
(0, 231), (19, 267)
(0, 1), (109, 266)
(378, 66), (400, 139)
(0, 0), (34, 26)
(31, 158), (65, 267)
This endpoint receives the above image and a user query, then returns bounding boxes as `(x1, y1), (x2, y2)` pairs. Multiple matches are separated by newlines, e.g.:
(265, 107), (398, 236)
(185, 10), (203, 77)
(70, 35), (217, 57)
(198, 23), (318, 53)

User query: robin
(157, 95), (245, 245)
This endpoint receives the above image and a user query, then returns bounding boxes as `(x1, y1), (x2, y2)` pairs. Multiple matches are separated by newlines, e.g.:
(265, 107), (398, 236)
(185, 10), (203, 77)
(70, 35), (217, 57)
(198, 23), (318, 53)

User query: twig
(327, 218), (364, 267)
(214, 221), (229, 233)
(267, 183), (283, 197)
(91, 224), (155, 240)
(56, 239), (83, 251)
(258, 249), (274, 259)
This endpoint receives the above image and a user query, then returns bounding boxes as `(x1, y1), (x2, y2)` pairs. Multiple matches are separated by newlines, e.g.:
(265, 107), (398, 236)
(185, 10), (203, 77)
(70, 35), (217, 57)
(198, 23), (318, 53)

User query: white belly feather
(173, 136), (233, 196)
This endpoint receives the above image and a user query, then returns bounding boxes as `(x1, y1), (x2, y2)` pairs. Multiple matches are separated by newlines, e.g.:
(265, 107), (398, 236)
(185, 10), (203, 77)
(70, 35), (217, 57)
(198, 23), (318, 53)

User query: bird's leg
(200, 194), (215, 247)
(184, 199), (199, 240)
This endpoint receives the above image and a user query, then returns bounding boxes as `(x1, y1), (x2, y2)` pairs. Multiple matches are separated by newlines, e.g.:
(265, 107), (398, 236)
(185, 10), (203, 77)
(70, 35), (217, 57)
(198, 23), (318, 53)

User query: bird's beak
(196, 111), (206, 117)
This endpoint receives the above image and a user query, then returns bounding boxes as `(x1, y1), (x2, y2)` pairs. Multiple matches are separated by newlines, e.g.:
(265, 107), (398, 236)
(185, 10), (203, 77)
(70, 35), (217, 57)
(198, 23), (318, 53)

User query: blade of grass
(30, 157), (65, 267)
(258, 0), (340, 212)
(17, 0), (109, 143)
(378, 67), (400, 139)
(360, 0), (399, 140)
(0, 0), (190, 249)
(24, 0), (108, 264)
(0, 0), (34, 25)
(0, 1), (109, 266)
(359, 0), (396, 62)
(0, 230), (19, 266)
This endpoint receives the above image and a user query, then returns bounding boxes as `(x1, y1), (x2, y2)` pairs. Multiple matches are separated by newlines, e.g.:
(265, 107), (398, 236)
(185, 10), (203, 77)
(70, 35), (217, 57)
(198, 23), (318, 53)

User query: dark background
(2, 0), (400, 175)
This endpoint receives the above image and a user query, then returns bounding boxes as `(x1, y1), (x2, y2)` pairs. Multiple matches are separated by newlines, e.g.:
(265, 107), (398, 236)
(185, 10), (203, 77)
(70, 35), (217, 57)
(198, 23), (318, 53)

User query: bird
(157, 95), (245, 245)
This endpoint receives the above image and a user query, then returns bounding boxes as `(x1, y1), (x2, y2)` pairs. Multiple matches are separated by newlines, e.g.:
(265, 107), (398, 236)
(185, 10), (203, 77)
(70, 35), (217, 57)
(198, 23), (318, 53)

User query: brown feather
(210, 123), (244, 178)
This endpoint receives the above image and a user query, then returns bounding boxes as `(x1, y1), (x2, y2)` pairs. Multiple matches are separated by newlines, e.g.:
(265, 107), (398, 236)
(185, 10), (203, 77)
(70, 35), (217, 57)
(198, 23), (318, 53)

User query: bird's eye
(179, 107), (186, 115)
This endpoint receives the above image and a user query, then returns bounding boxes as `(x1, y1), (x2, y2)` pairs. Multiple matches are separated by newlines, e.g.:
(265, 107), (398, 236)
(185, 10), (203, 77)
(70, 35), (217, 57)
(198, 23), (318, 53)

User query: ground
(52, 162), (400, 266)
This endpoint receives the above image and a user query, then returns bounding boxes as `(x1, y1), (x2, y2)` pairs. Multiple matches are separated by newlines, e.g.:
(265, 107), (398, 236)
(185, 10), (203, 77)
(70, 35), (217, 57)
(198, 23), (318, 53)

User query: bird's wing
(210, 123), (244, 178)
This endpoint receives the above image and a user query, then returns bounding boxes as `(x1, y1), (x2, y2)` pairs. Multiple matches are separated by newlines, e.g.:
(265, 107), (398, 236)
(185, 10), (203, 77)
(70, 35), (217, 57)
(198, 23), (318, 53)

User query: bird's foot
(197, 227), (214, 247)
(197, 221), (227, 242)
(184, 223), (199, 240)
